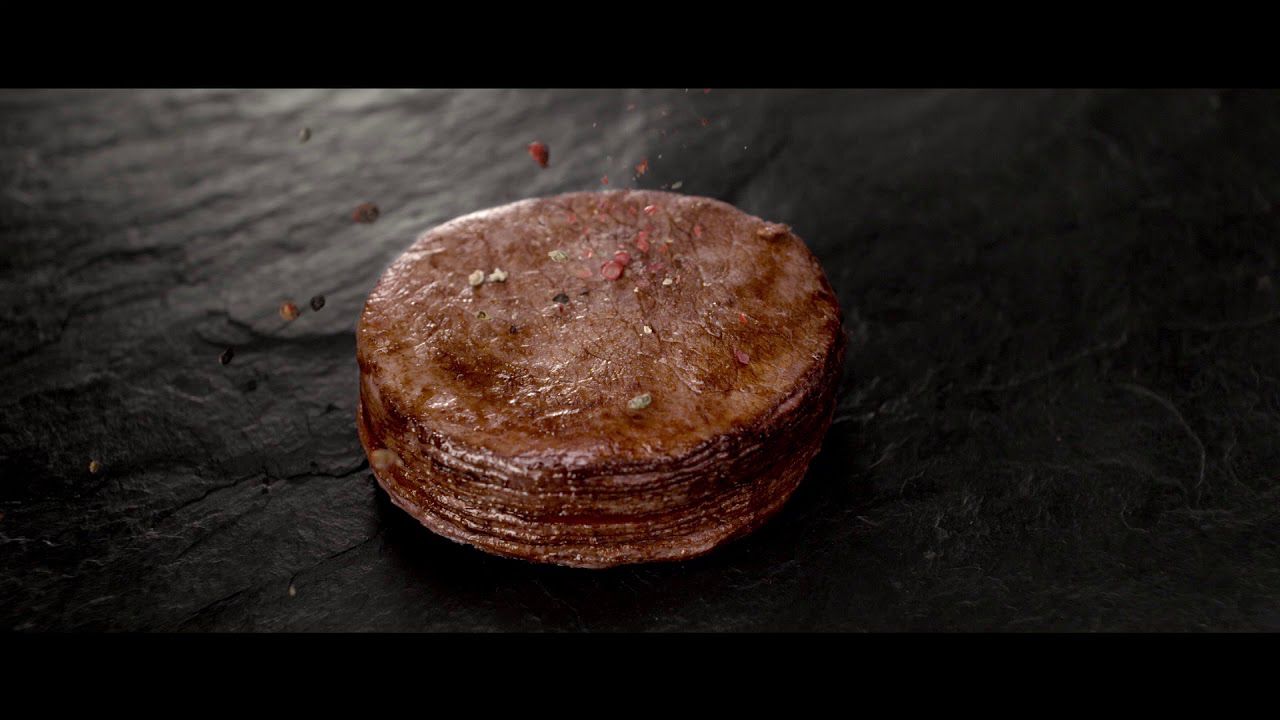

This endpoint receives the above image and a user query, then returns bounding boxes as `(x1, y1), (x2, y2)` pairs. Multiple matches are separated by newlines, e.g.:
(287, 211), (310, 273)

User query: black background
(2, 89), (1278, 631)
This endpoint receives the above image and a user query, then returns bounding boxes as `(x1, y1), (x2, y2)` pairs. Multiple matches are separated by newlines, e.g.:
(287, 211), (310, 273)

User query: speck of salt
(671, 181), (683, 190)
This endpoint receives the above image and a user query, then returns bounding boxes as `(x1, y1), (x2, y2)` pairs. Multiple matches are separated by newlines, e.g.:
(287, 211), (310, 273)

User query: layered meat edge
(356, 320), (846, 568)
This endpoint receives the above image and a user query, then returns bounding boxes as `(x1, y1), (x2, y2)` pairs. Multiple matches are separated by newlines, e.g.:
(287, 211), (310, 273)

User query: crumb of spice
(739, 312), (748, 324)
(757, 222), (791, 240)
(288, 585), (297, 597)
(642, 325), (653, 334)
(635, 158), (649, 175)
(735, 349), (750, 365)
(671, 181), (683, 190)
(488, 268), (509, 283)
(280, 302), (300, 321)
(219, 347), (235, 365)
(548, 249), (569, 262)
(662, 277), (674, 286)
(528, 141), (549, 168)
(553, 292), (570, 304)
(635, 231), (650, 252)
(370, 448), (401, 471)
(298, 127), (311, 143)
(476, 310), (488, 320)
(643, 204), (658, 215)
(613, 251), (632, 267)
(468, 270), (485, 286)
(309, 295), (325, 311)
(89, 459), (102, 474)
(601, 260), (624, 280)
(693, 224), (703, 238)
(352, 202), (380, 224)
(628, 393), (652, 410)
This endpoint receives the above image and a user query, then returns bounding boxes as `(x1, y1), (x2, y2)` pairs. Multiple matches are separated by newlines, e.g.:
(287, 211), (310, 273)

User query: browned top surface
(357, 190), (842, 469)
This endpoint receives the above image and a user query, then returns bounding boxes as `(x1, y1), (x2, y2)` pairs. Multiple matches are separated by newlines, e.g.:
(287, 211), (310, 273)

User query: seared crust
(357, 190), (844, 568)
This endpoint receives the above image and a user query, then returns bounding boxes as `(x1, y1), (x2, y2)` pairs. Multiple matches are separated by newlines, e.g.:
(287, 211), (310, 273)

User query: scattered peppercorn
(553, 293), (570, 304)
(528, 141), (549, 168)
(739, 312), (748, 324)
(219, 347), (235, 365)
(628, 393), (652, 410)
(280, 302), (301, 321)
(613, 251), (632, 267)
(635, 158), (649, 175)
(509, 325), (519, 334)
(468, 270), (485, 286)
(309, 295), (326, 311)
(548, 250), (569, 262)
(298, 127), (311, 143)
(89, 459), (102, 474)
(352, 202), (380, 224)
(735, 349), (751, 365)
(601, 260), (624, 280)
(487, 268), (509, 283)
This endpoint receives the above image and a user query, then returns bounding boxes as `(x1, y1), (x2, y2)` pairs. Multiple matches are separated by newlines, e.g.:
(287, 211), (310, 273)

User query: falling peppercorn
(352, 202), (380, 224)
(635, 158), (649, 176)
(613, 251), (632, 267)
(89, 459), (103, 474)
(309, 295), (325, 311)
(279, 302), (301, 321)
(219, 347), (235, 365)
(298, 127), (312, 143)
(553, 293), (570, 304)
(528, 141), (550, 168)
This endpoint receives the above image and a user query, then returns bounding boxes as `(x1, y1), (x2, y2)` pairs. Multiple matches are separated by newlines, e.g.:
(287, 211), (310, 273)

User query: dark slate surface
(2, 89), (1278, 632)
